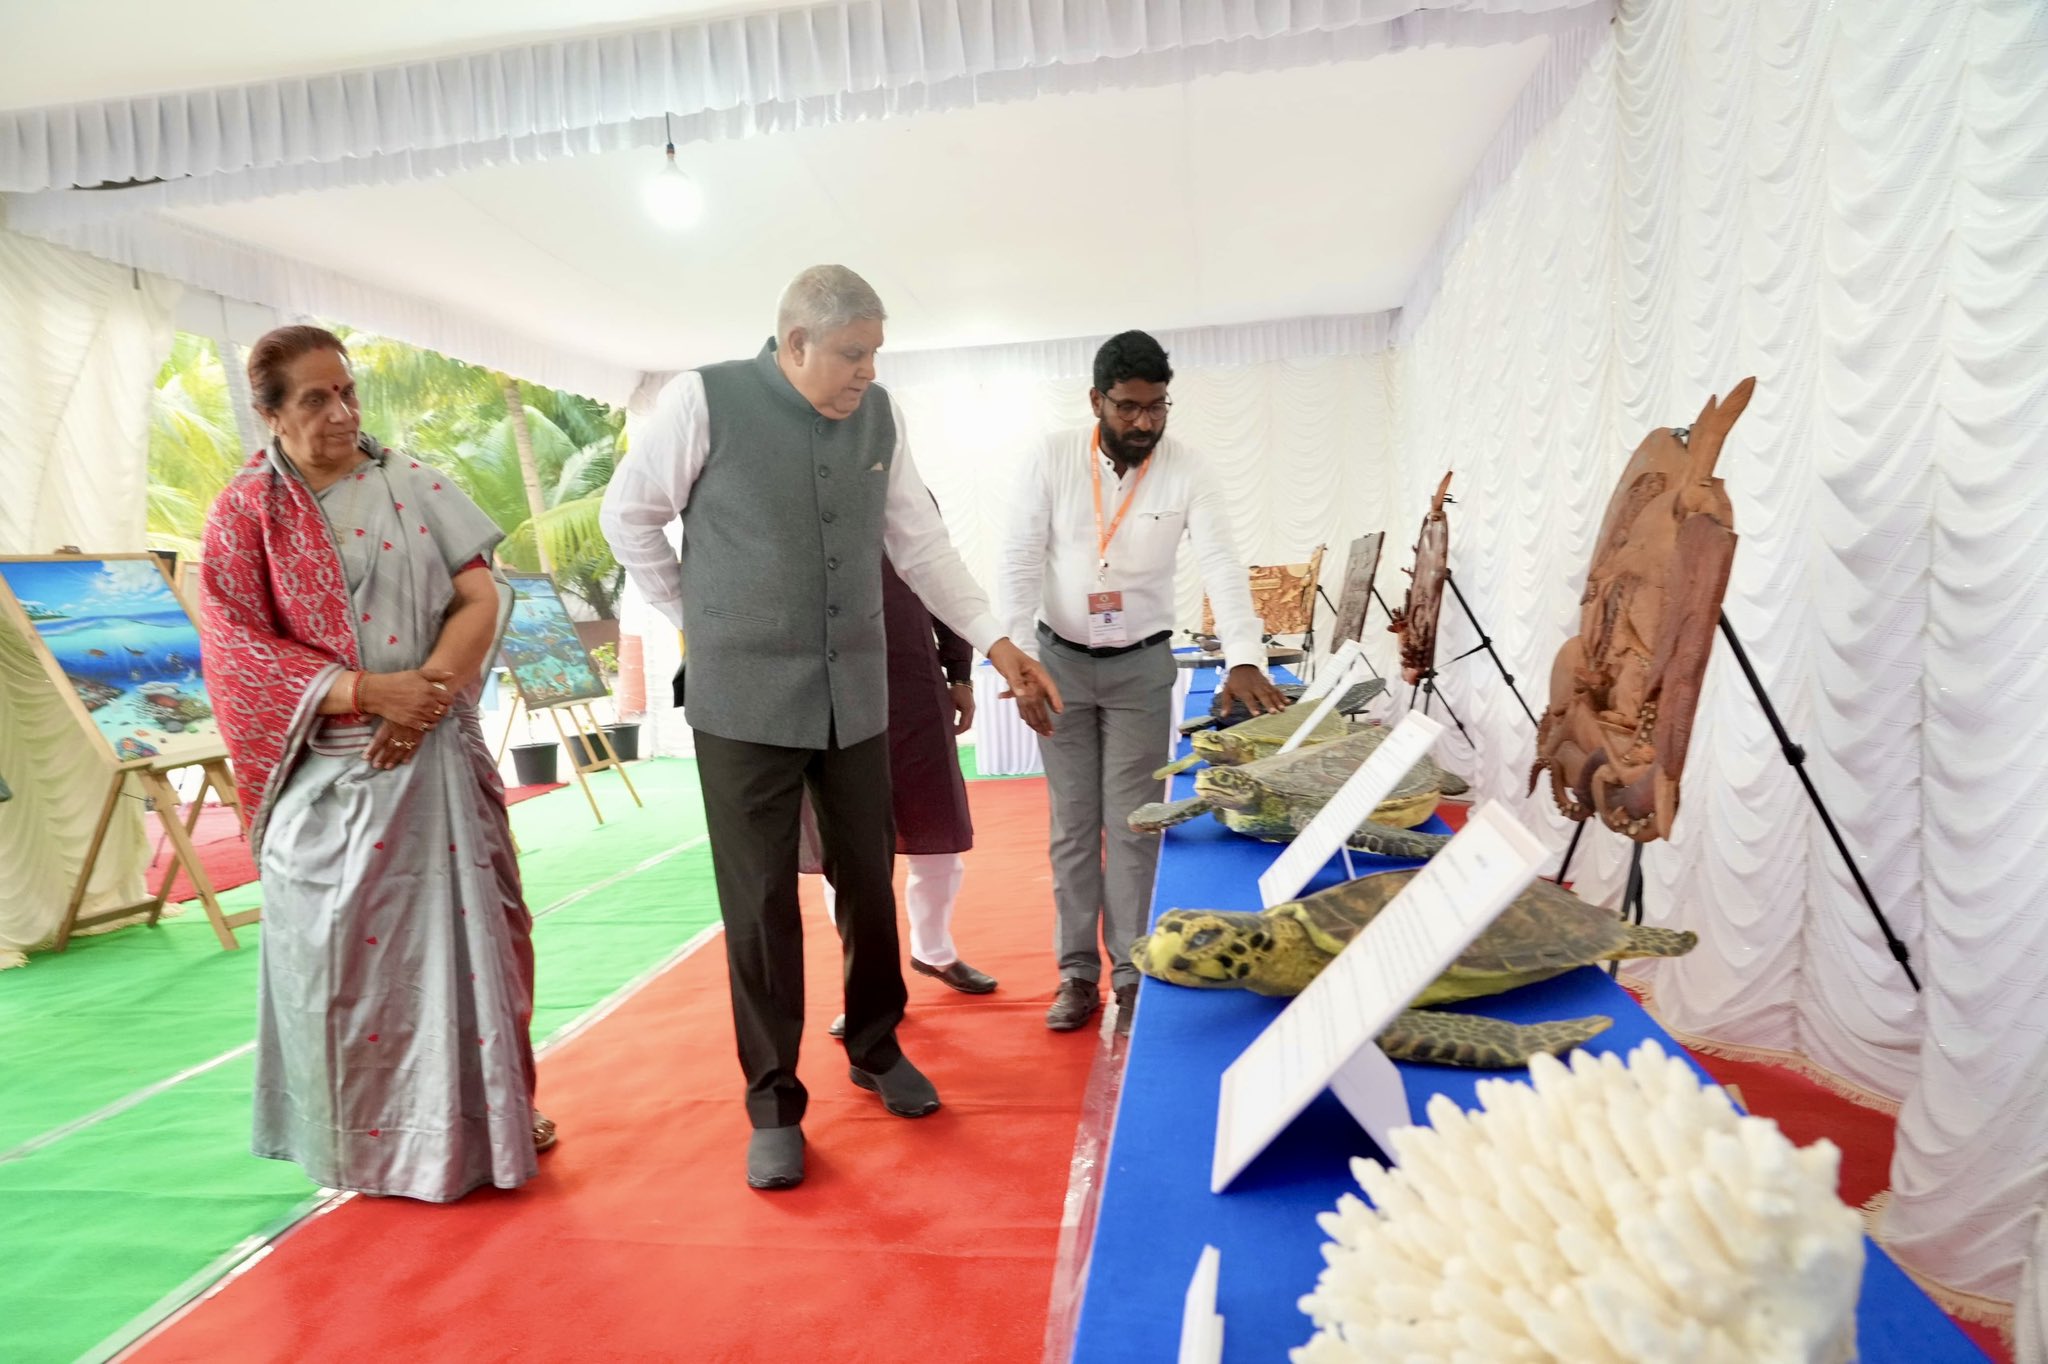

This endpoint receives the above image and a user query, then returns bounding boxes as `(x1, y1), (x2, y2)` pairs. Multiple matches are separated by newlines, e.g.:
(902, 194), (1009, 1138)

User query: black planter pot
(566, 724), (641, 768)
(510, 741), (559, 787)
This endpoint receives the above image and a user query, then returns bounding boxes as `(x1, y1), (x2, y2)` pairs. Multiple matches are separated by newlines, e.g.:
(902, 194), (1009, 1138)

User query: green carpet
(0, 761), (721, 1364)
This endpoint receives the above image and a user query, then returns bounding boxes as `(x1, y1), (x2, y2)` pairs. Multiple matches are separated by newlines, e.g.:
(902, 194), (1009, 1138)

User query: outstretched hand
(1220, 664), (1290, 717)
(989, 638), (1063, 736)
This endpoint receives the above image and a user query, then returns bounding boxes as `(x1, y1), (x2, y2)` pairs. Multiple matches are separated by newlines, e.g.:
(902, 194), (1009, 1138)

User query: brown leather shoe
(1046, 979), (1100, 1032)
(913, 958), (998, 994)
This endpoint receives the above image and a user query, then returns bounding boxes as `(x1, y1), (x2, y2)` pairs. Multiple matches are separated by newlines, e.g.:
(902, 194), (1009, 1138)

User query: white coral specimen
(1295, 1040), (1865, 1364)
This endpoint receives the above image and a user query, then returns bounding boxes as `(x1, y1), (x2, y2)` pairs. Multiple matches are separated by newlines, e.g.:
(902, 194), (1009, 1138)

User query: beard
(1099, 421), (1158, 466)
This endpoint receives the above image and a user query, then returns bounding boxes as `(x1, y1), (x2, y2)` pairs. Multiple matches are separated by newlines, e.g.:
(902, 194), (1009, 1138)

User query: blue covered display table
(1069, 666), (1984, 1363)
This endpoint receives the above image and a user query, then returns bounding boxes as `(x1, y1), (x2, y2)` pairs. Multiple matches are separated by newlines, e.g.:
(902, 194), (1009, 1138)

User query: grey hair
(776, 264), (887, 341)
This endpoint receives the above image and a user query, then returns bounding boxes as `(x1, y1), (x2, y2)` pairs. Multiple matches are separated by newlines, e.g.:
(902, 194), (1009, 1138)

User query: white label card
(1177, 1245), (1224, 1364)
(1258, 710), (1445, 908)
(1296, 639), (1363, 705)
(1212, 800), (1552, 1193)
(1273, 654), (1372, 759)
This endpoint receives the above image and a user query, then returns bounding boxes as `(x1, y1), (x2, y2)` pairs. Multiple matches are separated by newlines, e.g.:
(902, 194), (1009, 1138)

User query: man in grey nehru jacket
(601, 265), (1060, 1190)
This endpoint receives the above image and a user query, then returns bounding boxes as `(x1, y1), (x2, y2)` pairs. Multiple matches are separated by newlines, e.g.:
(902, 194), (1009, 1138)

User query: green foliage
(144, 335), (246, 559)
(145, 327), (629, 617)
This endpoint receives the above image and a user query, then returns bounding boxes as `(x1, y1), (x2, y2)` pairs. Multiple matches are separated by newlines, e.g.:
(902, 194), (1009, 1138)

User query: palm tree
(442, 395), (626, 617)
(145, 327), (629, 617)
(341, 329), (561, 575)
(146, 335), (244, 558)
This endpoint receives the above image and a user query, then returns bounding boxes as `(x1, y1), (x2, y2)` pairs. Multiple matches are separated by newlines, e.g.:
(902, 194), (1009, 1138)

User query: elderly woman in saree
(199, 324), (552, 1203)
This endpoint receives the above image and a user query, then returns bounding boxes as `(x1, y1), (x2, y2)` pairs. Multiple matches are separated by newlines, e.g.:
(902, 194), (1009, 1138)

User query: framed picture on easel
(494, 572), (641, 825)
(1330, 532), (1386, 645)
(172, 555), (203, 616)
(0, 553), (257, 951)
(0, 554), (225, 769)
(499, 572), (611, 709)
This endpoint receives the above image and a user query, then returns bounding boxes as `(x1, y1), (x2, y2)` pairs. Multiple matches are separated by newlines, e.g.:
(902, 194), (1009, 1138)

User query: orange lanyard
(1090, 427), (1149, 581)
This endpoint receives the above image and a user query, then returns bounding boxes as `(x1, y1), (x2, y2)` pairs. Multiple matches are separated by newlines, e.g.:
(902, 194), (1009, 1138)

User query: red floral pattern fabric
(199, 450), (361, 842)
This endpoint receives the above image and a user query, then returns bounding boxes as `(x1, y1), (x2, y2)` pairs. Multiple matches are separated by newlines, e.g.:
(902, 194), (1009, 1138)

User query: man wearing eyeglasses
(996, 330), (1287, 1033)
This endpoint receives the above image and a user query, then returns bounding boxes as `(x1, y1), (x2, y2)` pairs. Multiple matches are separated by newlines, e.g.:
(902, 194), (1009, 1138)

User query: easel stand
(1716, 612), (1919, 991)
(496, 696), (643, 826)
(1548, 612), (1919, 993)
(56, 757), (259, 952)
(1423, 572), (1541, 727)
(1313, 585), (1385, 684)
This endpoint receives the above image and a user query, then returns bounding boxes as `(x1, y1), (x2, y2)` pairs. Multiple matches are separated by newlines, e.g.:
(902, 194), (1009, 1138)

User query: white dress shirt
(995, 427), (1265, 672)
(600, 371), (1005, 653)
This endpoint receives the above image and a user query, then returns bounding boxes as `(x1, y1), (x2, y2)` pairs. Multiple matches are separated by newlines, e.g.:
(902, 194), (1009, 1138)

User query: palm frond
(552, 442), (619, 505)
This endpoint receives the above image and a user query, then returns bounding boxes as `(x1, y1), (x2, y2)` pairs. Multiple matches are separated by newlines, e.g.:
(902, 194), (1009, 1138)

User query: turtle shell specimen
(1132, 869), (1698, 1068)
(1155, 679), (1386, 778)
(1131, 725), (1452, 859)
(1178, 678), (1380, 737)
(1529, 379), (1754, 843)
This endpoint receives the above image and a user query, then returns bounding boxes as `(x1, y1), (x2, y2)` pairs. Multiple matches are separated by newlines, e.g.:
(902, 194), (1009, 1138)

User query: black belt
(1039, 622), (1172, 659)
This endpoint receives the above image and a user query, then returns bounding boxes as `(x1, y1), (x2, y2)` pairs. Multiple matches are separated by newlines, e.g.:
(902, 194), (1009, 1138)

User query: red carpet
(130, 778), (1098, 1364)
(145, 783), (565, 902)
(125, 790), (2008, 1362)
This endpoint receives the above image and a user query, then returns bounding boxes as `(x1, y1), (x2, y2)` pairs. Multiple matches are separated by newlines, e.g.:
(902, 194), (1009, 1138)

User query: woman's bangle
(350, 671), (364, 715)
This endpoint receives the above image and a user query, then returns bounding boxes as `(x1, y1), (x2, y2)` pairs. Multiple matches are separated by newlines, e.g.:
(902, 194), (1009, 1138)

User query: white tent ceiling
(158, 44), (1548, 371)
(0, 0), (1595, 391)
(0, 0), (794, 110)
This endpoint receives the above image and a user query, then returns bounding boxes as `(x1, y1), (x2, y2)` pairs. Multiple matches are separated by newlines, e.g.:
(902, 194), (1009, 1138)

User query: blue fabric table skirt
(1069, 668), (1983, 1363)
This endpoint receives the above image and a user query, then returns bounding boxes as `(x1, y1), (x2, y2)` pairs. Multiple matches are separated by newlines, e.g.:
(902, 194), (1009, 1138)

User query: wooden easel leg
(495, 695), (524, 768)
(140, 769), (252, 950)
(143, 765), (216, 925)
(579, 703), (642, 809)
(550, 705), (605, 825)
(207, 759), (250, 833)
(54, 770), (131, 952)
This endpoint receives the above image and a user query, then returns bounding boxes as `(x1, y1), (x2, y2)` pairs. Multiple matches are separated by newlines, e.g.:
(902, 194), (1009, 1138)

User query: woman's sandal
(533, 1113), (558, 1154)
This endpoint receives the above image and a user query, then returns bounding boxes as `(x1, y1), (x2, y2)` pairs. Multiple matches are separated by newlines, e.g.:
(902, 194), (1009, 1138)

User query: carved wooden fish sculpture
(1528, 378), (1755, 842)
(1388, 472), (1453, 686)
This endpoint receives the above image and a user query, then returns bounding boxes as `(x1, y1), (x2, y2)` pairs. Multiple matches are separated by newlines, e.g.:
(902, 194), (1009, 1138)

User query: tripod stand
(1425, 572), (1540, 726)
(1314, 584), (1385, 685)
(1548, 610), (1919, 992)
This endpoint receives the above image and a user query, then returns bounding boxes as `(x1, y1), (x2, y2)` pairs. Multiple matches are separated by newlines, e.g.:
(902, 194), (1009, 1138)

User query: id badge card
(1087, 591), (1129, 648)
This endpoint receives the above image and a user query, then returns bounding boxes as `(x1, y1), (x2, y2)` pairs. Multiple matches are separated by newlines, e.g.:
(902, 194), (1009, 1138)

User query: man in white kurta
(996, 330), (1283, 1033)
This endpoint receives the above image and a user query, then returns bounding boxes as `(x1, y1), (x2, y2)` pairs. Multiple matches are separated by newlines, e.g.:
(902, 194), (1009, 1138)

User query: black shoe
(912, 958), (998, 994)
(849, 1055), (941, 1117)
(1113, 982), (1138, 1035)
(828, 1014), (846, 1040)
(1046, 979), (1100, 1032)
(747, 1125), (805, 1190)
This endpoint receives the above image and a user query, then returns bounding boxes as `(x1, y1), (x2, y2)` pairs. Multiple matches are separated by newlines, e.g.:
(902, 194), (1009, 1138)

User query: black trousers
(693, 729), (907, 1128)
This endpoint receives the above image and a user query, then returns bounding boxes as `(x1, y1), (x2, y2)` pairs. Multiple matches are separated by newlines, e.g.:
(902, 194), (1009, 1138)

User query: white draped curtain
(0, 228), (179, 966)
(1384, 0), (2048, 1324)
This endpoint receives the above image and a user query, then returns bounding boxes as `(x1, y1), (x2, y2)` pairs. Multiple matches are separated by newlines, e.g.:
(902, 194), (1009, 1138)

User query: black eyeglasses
(1102, 397), (1172, 423)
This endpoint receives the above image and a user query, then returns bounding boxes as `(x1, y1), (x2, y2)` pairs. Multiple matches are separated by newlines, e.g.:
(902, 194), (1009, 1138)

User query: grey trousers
(1037, 631), (1177, 988)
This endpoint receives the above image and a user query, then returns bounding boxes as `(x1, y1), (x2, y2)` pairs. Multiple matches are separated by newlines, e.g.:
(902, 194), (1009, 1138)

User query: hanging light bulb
(644, 116), (704, 230)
